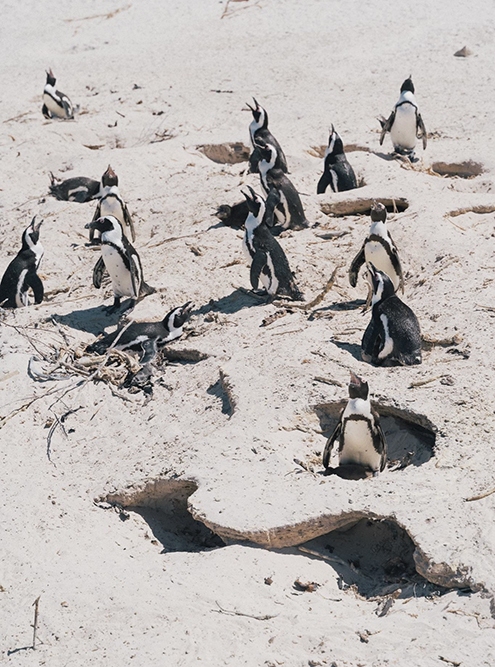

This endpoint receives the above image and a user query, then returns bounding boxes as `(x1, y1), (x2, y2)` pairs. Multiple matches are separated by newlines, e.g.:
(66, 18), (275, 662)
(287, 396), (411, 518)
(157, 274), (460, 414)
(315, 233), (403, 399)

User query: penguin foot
(104, 297), (122, 314)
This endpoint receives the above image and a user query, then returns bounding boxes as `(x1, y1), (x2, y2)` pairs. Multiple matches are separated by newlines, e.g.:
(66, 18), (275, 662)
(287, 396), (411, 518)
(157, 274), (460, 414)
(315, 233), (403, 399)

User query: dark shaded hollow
(321, 197), (409, 217)
(314, 400), (436, 470)
(104, 479), (224, 553)
(431, 161), (484, 179)
(197, 142), (251, 164)
(300, 517), (443, 598)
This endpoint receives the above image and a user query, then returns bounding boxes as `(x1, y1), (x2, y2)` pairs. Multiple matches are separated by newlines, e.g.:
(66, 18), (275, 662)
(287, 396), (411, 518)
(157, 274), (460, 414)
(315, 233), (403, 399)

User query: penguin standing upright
(85, 216), (154, 314)
(317, 125), (357, 194)
(0, 217), (44, 308)
(379, 77), (427, 159)
(247, 98), (288, 174)
(42, 70), (74, 120)
(90, 165), (135, 242)
(241, 187), (303, 300)
(362, 264), (421, 366)
(257, 142), (308, 230)
(48, 173), (100, 203)
(349, 201), (404, 296)
(322, 372), (387, 476)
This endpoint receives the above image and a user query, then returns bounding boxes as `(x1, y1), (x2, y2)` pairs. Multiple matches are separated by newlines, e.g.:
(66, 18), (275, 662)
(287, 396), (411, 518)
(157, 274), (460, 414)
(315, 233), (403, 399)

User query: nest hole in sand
(320, 197), (409, 217)
(314, 401), (436, 473)
(300, 516), (444, 598)
(197, 142), (251, 164)
(104, 479), (225, 553)
(431, 160), (484, 179)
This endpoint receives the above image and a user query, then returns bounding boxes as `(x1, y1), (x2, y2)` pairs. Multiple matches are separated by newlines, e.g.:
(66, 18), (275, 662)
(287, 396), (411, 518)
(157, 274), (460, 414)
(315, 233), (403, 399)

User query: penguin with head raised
(85, 215), (155, 314)
(317, 125), (357, 194)
(247, 98), (288, 174)
(349, 201), (404, 300)
(362, 264), (421, 366)
(379, 77), (427, 160)
(0, 217), (44, 308)
(323, 372), (387, 477)
(257, 141), (308, 230)
(241, 186), (303, 300)
(42, 69), (74, 120)
(90, 165), (135, 243)
(48, 173), (100, 203)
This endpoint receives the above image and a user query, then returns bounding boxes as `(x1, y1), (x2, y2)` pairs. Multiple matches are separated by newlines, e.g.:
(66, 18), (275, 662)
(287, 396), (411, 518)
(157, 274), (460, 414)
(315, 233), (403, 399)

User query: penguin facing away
(379, 77), (427, 159)
(247, 98), (288, 174)
(257, 141), (309, 230)
(90, 165), (135, 243)
(48, 173), (100, 203)
(85, 215), (155, 314)
(349, 201), (404, 296)
(317, 125), (357, 194)
(0, 217), (44, 308)
(241, 186), (303, 300)
(322, 372), (387, 476)
(86, 302), (194, 364)
(362, 264), (421, 366)
(42, 69), (74, 120)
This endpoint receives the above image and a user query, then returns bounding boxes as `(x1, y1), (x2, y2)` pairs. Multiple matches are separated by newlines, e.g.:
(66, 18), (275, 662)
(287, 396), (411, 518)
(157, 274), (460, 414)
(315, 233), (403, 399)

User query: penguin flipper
(264, 188), (281, 227)
(317, 171), (331, 195)
(372, 409), (387, 472)
(348, 245), (366, 287)
(249, 147), (261, 174)
(123, 203), (136, 242)
(27, 272), (44, 304)
(89, 201), (102, 243)
(361, 317), (380, 363)
(92, 256), (106, 289)
(61, 96), (73, 119)
(387, 236), (404, 292)
(42, 104), (51, 119)
(250, 251), (266, 291)
(379, 111), (395, 145)
(322, 418), (342, 469)
(416, 113), (427, 149)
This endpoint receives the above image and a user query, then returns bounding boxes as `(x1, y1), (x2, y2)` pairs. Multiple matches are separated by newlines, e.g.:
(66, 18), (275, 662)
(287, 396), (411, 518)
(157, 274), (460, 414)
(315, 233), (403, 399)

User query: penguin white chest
(260, 254), (278, 294)
(102, 246), (133, 297)
(100, 197), (125, 226)
(340, 419), (381, 470)
(43, 91), (64, 118)
(365, 241), (399, 291)
(390, 104), (417, 150)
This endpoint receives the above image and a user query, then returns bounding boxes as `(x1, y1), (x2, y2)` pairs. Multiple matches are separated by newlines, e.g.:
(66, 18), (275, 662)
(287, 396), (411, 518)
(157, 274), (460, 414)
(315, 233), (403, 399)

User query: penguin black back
(317, 125), (357, 194)
(49, 173), (100, 203)
(0, 217), (44, 308)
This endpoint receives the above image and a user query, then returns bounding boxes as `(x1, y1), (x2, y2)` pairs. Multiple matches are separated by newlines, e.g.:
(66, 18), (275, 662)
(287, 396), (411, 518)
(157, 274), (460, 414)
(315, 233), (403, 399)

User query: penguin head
(348, 372), (369, 400)
(163, 301), (194, 333)
(22, 216), (43, 250)
(85, 215), (122, 239)
(400, 76), (414, 94)
(101, 165), (119, 188)
(246, 98), (267, 128)
(368, 264), (395, 305)
(45, 69), (56, 86)
(370, 201), (387, 223)
(241, 186), (266, 221)
(327, 125), (344, 156)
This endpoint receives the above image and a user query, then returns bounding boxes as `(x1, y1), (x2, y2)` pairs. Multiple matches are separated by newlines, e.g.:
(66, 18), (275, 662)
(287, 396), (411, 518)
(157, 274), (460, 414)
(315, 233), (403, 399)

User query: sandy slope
(1, 0), (495, 665)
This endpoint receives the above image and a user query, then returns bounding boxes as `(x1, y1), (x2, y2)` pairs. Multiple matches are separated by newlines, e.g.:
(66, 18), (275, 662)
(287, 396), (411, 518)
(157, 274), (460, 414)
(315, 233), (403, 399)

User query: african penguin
(86, 302), (194, 364)
(214, 200), (250, 229)
(349, 201), (404, 299)
(242, 187), (303, 300)
(247, 98), (288, 174)
(317, 125), (357, 194)
(257, 141), (308, 230)
(0, 217), (44, 308)
(322, 372), (387, 476)
(49, 173), (100, 203)
(379, 77), (427, 159)
(90, 165), (135, 243)
(85, 215), (155, 314)
(362, 264), (421, 366)
(42, 69), (74, 120)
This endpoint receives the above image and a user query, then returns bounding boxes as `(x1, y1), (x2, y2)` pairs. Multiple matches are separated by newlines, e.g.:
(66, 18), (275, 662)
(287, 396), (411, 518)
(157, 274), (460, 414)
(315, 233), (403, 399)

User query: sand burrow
(320, 197), (409, 217)
(431, 160), (484, 179)
(104, 479), (225, 553)
(314, 400), (436, 471)
(197, 142), (251, 164)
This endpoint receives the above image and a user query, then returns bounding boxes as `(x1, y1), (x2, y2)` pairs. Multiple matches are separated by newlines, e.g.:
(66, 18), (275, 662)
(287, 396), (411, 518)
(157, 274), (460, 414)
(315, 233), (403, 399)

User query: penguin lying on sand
(323, 372), (387, 477)
(247, 98), (288, 174)
(242, 187), (303, 300)
(317, 125), (357, 194)
(48, 173), (100, 203)
(42, 69), (74, 120)
(214, 201), (250, 229)
(85, 215), (155, 314)
(362, 264), (421, 366)
(379, 77), (427, 160)
(0, 217), (44, 308)
(349, 201), (404, 300)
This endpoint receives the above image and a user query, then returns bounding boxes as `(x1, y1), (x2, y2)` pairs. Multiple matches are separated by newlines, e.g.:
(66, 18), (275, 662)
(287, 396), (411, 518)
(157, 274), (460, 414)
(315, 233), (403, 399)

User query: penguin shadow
(197, 288), (269, 316)
(53, 305), (123, 336)
(330, 340), (362, 362)
(328, 299), (366, 311)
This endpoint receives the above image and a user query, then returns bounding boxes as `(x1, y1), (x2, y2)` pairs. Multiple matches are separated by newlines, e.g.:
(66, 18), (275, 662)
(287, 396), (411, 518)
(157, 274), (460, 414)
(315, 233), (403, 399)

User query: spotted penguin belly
(102, 246), (134, 297)
(390, 104), (417, 150)
(340, 420), (381, 470)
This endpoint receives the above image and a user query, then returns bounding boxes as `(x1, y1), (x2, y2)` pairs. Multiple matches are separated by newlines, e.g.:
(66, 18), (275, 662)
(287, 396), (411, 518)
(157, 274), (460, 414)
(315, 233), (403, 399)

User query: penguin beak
(246, 101), (255, 112)
(349, 371), (363, 387)
(85, 220), (97, 229)
(252, 97), (260, 110)
(31, 217), (43, 233)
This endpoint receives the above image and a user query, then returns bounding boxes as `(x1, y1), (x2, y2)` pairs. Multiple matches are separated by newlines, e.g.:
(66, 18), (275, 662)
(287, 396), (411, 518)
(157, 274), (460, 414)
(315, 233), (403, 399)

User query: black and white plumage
(214, 201), (250, 229)
(349, 202), (404, 295)
(241, 187), (303, 300)
(90, 165), (135, 243)
(85, 215), (155, 314)
(86, 302), (194, 363)
(362, 265), (421, 366)
(257, 142), (308, 230)
(0, 217), (44, 308)
(379, 77), (427, 158)
(322, 372), (387, 476)
(42, 69), (74, 120)
(247, 98), (288, 174)
(317, 125), (357, 194)
(48, 173), (100, 203)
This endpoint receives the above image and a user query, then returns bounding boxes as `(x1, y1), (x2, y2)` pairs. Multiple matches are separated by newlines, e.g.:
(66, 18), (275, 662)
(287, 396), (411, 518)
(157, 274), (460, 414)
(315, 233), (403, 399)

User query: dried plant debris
(293, 579), (320, 593)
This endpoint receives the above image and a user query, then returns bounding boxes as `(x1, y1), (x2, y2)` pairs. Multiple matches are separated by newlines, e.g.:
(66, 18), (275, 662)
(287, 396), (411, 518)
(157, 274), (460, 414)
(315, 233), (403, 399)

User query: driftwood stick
(465, 486), (495, 502)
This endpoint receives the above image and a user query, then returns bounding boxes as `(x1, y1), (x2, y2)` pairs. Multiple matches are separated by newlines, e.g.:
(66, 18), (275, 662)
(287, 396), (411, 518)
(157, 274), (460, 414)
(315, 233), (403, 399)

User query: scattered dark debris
(264, 577), (273, 586)
(454, 46), (473, 57)
(293, 579), (320, 593)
